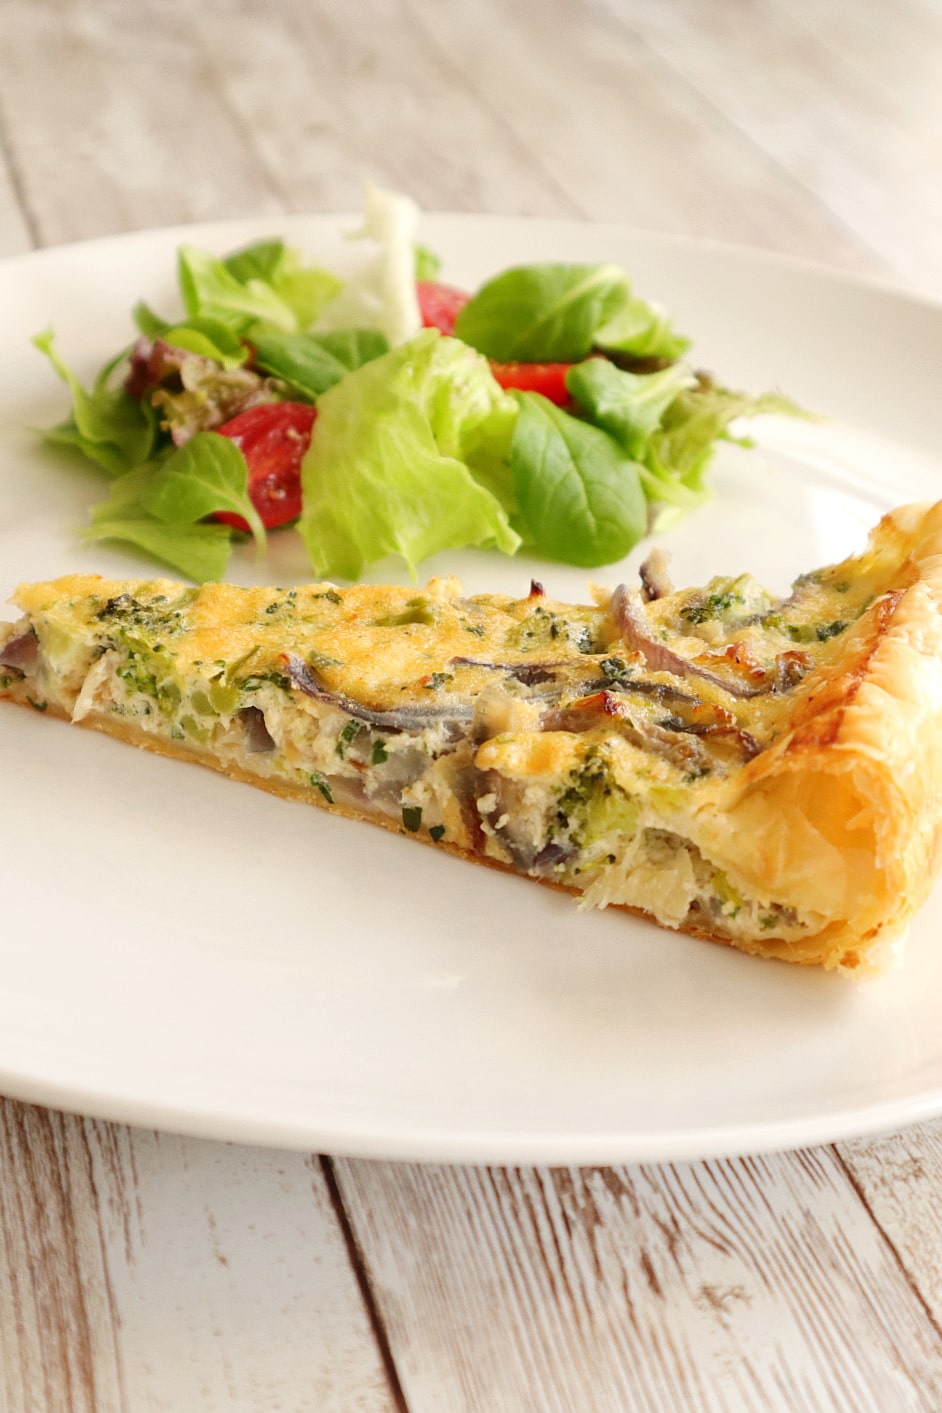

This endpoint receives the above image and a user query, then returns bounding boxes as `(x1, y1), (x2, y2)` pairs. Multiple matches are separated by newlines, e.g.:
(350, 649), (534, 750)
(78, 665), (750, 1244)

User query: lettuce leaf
(141, 432), (266, 554)
(130, 312), (248, 369)
(248, 325), (389, 400)
(566, 359), (697, 458)
(83, 462), (236, 582)
(594, 292), (690, 362)
(454, 263), (630, 362)
(509, 393), (647, 567)
(313, 185), (423, 347)
(177, 240), (341, 335)
(297, 330), (520, 579)
(33, 330), (159, 476)
(223, 239), (342, 329)
(647, 383), (803, 483)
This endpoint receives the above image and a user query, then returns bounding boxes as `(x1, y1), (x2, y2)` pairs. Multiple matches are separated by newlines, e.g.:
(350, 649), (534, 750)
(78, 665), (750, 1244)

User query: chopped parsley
(681, 591), (738, 625)
(310, 772), (333, 803)
(241, 670), (291, 692)
(815, 619), (849, 641)
(336, 719), (363, 757)
(785, 619), (849, 644)
(601, 656), (630, 682)
(402, 805), (422, 832)
(371, 738), (389, 765)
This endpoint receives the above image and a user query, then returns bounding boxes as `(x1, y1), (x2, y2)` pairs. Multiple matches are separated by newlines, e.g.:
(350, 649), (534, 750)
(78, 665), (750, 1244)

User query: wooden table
(2, 2), (942, 1407)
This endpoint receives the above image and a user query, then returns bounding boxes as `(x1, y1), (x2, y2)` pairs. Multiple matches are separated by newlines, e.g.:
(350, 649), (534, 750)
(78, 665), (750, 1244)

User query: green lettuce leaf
(414, 243), (441, 281)
(509, 393), (647, 568)
(594, 292), (690, 362)
(248, 325), (389, 400)
(178, 242), (341, 335)
(565, 359), (697, 458)
(141, 432), (266, 554)
(223, 238), (342, 329)
(83, 462), (235, 582)
(129, 310), (248, 369)
(33, 330), (158, 476)
(297, 330), (520, 580)
(454, 263), (630, 362)
(647, 383), (802, 484)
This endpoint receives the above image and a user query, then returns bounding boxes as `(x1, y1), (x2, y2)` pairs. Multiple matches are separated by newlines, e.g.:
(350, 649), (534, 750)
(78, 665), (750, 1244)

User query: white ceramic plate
(3, 214), (942, 1165)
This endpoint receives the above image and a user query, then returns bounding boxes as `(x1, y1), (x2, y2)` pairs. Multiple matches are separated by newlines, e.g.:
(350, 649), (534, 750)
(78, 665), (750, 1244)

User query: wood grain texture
(838, 1122), (942, 1328)
(412, 0), (879, 272)
(604, 0), (942, 294)
(0, 1101), (399, 1412)
(0, 0), (287, 245)
(2, 0), (942, 1408)
(189, 0), (578, 219)
(334, 1153), (942, 1412)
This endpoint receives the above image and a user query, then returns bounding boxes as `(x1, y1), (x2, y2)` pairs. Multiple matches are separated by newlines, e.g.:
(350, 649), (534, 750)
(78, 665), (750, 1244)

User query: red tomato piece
(215, 402), (317, 532)
(488, 360), (574, 407)
(417, 280), (471, 335)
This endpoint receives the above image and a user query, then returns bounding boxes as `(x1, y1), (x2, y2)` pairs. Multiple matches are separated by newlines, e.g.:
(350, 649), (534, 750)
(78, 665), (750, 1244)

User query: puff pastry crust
(5, 500), (942, 975)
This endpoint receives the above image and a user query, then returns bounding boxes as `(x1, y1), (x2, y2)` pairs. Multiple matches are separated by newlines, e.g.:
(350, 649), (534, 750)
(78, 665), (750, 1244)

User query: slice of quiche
(4, 500), (942, 975)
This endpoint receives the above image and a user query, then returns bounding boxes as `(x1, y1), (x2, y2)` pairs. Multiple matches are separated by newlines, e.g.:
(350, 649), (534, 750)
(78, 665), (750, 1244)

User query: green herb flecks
(336, 719), (363, 758)
(311, 772), (334, 803)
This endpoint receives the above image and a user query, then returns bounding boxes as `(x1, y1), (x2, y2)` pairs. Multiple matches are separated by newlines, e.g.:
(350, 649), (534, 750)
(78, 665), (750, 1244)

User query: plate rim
(4, 210), (942, 1164)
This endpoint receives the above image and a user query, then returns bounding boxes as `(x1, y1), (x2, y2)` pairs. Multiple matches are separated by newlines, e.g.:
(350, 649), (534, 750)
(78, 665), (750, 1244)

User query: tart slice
(5, 500), (942, 974)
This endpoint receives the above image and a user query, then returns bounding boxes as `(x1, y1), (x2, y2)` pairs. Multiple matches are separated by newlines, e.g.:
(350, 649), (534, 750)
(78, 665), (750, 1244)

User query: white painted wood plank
(603, 0), (942, 294)
(411, 0), (880, 274)
(2, 2), (942, 1409)
(187, 0), (577, 219)
(0, 0), (286, 245)
(0, 1101), (399, 1413)
(838, 1118), (942, 1327)
(0, 150), (35, 258)
(335, 1153), (942, 1412)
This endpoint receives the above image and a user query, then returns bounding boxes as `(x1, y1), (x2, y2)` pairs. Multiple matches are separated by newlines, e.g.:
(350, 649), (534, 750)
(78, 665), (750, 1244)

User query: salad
(35, 187), (796, 583)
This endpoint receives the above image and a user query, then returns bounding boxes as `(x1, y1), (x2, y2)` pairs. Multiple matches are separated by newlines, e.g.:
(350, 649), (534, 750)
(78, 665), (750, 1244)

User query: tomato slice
(417, 280), (470, 335)
(488, 360), (574, 407)
(215, 402), (317, 532)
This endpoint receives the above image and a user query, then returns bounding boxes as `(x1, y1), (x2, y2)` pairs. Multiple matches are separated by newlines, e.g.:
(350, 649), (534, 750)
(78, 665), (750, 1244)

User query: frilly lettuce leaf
(33, 329), (159, 476)
(312, 184), (423, 347)
(297, 329), (520, 580)
(82, 459), (236, 582)
(177, 240), (341, 334)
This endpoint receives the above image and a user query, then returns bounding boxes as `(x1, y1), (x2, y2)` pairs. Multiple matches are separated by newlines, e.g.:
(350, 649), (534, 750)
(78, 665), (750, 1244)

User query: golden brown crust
(689, 503), (942, 972)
